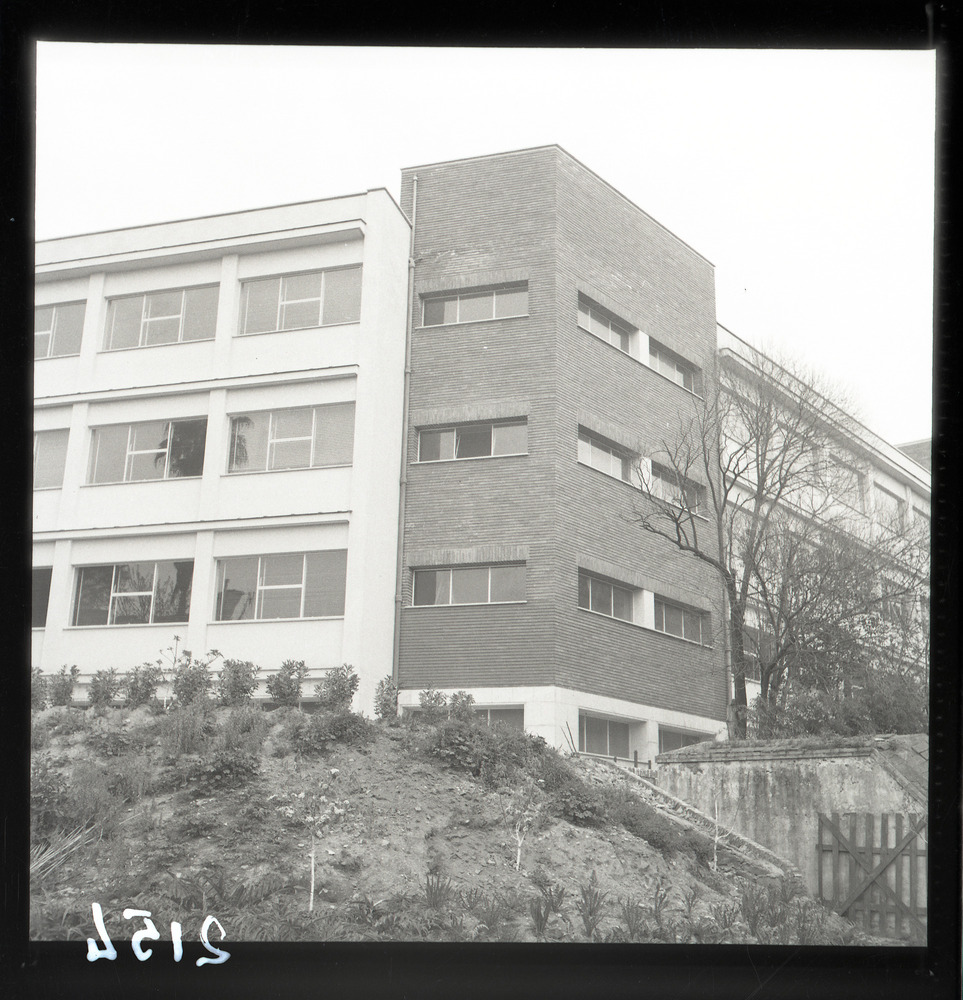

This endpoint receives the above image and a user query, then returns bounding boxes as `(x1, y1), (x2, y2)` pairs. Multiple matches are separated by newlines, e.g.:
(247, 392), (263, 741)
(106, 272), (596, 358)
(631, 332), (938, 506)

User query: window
(648, 462), (705, 513)
(828, 455), (866, 513)
(73, 560), (193, 626)
(577, 294), (636, 355)
(873, 483), (905, 530)
(422, 284), (528, 326)
(658, 727), (710, 754)
(33, 430), (69, 489)
(239, 267), (361, 335)
(104, 286), (218, 350)
(32, 568), (52, 628)
(214, 550), (347, 621)
(649, 341), (697, 392)
(35, 301), (85, 358)
(742, 608), (774, 682)
(418, 420), (527, 462)
(653, 596), (705, 643)
(579, 714), (630, 758)
(577, 571), (635, 622)
(577, 428), (634, 483)
(473, 707), (525, 730)
(88, 418), (207, 483)
(913, 506), (930, 527)
(228, 403), (355, 472)
(412, 565), (525, 606)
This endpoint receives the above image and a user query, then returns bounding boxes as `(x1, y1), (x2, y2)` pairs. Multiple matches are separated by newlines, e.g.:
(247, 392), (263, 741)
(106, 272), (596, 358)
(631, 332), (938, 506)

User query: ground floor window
(32, 567), (52, 628)
(73, 560), (193, 626)
(578, 712), (630, 758)
(473, 707), (524, 730)
(658, 726), (711, 754)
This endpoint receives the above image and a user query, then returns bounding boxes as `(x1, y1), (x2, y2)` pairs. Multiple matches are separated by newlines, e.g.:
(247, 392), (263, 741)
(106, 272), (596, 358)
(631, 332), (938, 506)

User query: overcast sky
(35, 44), (935, 447)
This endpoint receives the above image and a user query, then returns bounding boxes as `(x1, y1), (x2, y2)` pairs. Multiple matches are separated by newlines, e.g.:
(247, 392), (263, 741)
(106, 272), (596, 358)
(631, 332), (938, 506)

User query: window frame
(577, 294), (638, 357)
(577, 427), (635, 484)
(577, 571), (636, 623)
(35, 301), (86, 359)
(213, 550), (348, 622)
(103, 285), (219, 351)
(411, 564), (526, 607)
(578, 713), (631, 758)
(653, 595), (706, 644)
(648, 461), (706, 515)
(238, 266), (363, 336)
(33, 429), (70, 490)
(71, 560), (194, 627)
(227, 402), (356, 474)
(420, 284), (528, 327)
(416, 419), (528, 463)
(658, 726), (712, 754)
(87, 417), (208, 484)
(648, 340), (698, 393)
(32, 567), (53, 629)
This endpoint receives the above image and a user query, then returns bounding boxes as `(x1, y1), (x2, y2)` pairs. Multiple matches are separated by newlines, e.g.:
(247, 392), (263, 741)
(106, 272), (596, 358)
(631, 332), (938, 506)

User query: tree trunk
(726, 579), (749, 739)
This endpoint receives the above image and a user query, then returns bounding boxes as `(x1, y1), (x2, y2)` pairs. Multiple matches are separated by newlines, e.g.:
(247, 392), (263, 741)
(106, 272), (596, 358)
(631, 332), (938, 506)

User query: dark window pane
(487, 708), (525, 730)
(419, 429), (454, 462)
(111, 595), (153, 625)
(127, 450), (167, 482)
(494, 287), (527, 318)
(153, 560), (193, 623)
(322, 267), (362, 325)
(89, 424), (129, 484)
(584, 716), (608, 756)
(241, 278), (280, 335)
(457, 292), (493, 323)
(229, 413), (269, 472)
(314, 402), (355, 466)
(114, 561), (156, 594)
(662, 603), (684, 637)
(34, 430), (69, 489)
(590, 579), (613, 615)
(492, 422), (527, 455)
(74, 566), (112, 625)
(413, 570), (444, 606)
(304, 550), (347, 617)
(609, 721), (630, 759)
(422, 298), (446, 326)
(32, 568), (52, 628)
(613, 585), (634, 622)
(107, 297), (144, 350)
(168, 419), (207, 477)
(52, 302), (85, 356)
(577, 573), (590, 610)
(182, 286), (219, 341)
(455, 425), (491, 458)
(683, 611), (702, 643)
(452, 567), (489, 604)
(490, 565), (525, 602)
(215, 556), (257, 620)
(257, 588), (303, 619)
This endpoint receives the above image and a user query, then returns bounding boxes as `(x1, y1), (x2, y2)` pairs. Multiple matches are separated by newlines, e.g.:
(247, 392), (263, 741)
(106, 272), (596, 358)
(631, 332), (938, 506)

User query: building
(32, 190), (411, 714)
(32, 145), (930, 756)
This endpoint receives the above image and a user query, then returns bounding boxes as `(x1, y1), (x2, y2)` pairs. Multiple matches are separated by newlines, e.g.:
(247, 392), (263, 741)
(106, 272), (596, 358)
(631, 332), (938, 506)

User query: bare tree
(633, 343), (927, 738)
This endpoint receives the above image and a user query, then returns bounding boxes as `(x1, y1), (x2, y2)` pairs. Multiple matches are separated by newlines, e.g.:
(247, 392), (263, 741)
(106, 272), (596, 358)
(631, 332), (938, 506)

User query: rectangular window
(412, 564), (525, 606)
(473, 707), (525, 730)
(658, 727), (711, 754)
(103, 286), (218, 350)
(417, 420), (527, 462)
(35, 301), (85, 358)
(577, 294), (636, 355)
(649, 340), (697, 392)
(239, 266), (361, 335)
(577, 428), (634, 483)
(649, 462), (706, 513)
(73, 560), (193, 626)
(32, 567), (52, 628)
(577, 571), (635, 622)
(654, 596), (705, 644)
(421, 284), (528, 326)
(33, 429), (69, 489)
(88, 418), (207, 483)
(578, 714), (630, 758)
(214, 550), (347, 621)
(874, 483), (905, 530)
(828, 454), (867, 513)
(228, 402), (355, 473)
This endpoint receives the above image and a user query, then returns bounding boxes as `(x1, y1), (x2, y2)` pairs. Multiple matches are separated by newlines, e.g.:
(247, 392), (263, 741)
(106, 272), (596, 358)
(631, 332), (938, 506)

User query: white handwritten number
(86, 903), (118, 962)
(196, 915), (231, 966)
(171, 920), (184, 962)
(123, 909), (160, 961)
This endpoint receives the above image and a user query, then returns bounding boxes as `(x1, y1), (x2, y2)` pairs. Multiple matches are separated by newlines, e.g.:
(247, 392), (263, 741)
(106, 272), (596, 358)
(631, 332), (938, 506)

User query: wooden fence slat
(895, 813), (904, 937)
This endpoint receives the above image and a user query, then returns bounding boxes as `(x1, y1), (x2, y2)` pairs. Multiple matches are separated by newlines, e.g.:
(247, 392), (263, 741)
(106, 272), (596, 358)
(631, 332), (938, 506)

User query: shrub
(282, 709), (371, 757)
(48, 665), (79, 707)
(31, 717), (49, 751)
(315, 663), (359, 712)
(266, 660), (308, 707)
(448, 691), (475, 722)
(108, 755), (154, 803)
(550, 783), (606, 826)
(31, 667), (48, 711)
(160, 703), (216, 758)
(170, 652), (218, 706)
(418, 688), (448, 724)
(217, 704), (268, 754)
(374, 676), (398, 720)
(216, 659), (260, 706)
(87, 668), (122, 708)
(422, 718), (538, 790)
(601, 784), (679, 850)
(188, 749), (260, 795)
(30, 754), (66, 840)
(125, 663), (165, 707)
(57, 761), (123, 838)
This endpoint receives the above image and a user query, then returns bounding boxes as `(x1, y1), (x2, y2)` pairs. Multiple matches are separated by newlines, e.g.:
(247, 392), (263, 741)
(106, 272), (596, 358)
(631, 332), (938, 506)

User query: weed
(31, 667), (48, 711)
(49, 665), (79, 707)
(529, 897), (551, 938)
(161, 703), (216, 758)
(125, 662), (165, 707)
(31, 717), (49, 751)
(108, 755), (154, 802)
(314, 663), (359, 711)
(418, 687), (448, 724)
(189, 749), (260, 795)
(680, 884), (700, 921)
(461, 886), (485, 912)
(575, 872), (607, 939)
(374, 676), (398, 719)
(601, 784), (678, 849)
(551, 783), (606, 827)
(448, 690), (475, 722)
(619, 897), (647, 940)
(677, 827), (715, 865)
(30, 754), (67, 840)
(216, 659), (259, 706)
(30, 825), (98, 884)
(538, 881), (568, 914)
(86, 730), (134, 757)
(650, 878), (671, 926)
(423, 872), (453, 909)
(58, 761), (123, 838)
(266, 659), (308, 707)
(478, 892), (510, 934)
(217, 704), (268, 754)
(88, 669), (122, 708)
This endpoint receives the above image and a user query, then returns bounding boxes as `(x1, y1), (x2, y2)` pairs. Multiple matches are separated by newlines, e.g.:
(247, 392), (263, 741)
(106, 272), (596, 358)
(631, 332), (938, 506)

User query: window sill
(100, 339), (215, 354)
(415, 453), (528, 465)
(225, 464), (353, 477)
(33, 485), (64, 492)
(580, 327), (703, 399)
(408, 600), (528, 609)
(66, 622), (189, 630)
(645, 494), (710, 522)
(208, 616), (345, 624)
(35, 353), (82, 361)
(236, 320), (361, 338)
(418, 314), (529, 331)
(577, 606), (711, 647)
(81, 477), (203, 487)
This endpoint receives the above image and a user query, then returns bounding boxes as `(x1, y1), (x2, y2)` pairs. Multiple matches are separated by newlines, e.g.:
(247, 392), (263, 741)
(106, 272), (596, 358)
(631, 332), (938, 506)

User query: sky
(34, 44), (936, 447)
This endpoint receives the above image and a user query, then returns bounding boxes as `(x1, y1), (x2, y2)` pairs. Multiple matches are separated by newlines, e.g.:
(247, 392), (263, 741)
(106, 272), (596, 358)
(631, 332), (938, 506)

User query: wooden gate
(816, 812), (927, 942)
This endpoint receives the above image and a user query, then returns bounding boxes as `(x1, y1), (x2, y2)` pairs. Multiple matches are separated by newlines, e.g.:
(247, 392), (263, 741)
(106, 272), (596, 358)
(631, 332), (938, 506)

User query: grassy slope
(29, 703), (875, 945)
